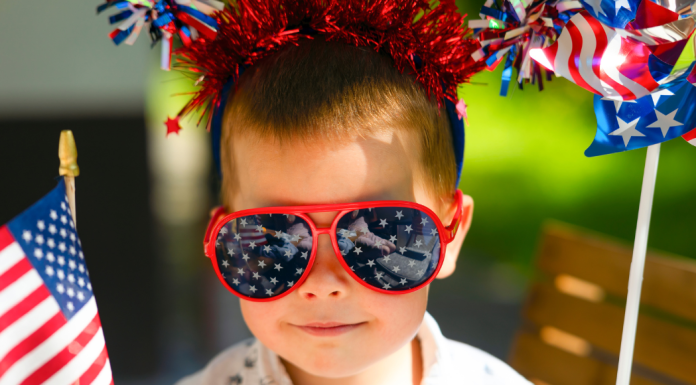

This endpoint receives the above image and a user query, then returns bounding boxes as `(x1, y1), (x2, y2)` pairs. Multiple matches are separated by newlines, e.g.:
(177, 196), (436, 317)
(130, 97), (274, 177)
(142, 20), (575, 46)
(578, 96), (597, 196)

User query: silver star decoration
(351, 265), (355, 271)
(341, 249), (348, 256)
(48, 225), (57, 234)
(383, 255), (391, 262)
(258, 260), (267, 268)
(375, 272), (384, 279)
(46, 266), (55, 276)
(609, 117), (644, 146)
(249, 241), (256, 250)
(67, 302), (74, 312)
(253, 272), (260, 280)
(414, 240), (423, 248)
(367, 259), (375, 267)
(374, 240), (383, 248)
(34, 249), (43, 259)
(275, 230), (284, 238)
(237, 267), (245, 274)
(430, 229), (438, 236)
(400, 278), (408, 285)
(58, 243), (66, 252)
(50, 210), (58, 220)
(220, 227), (228, 235)
(61, 215), (68, 225)
(584, 0), (607, 16)
(392, 266), (400, 273)
(420, 218), (428, 225)
(58, 256), (65, 265)
(78, 277), (85, 287)
(249, 285), (257, 293)
(263, 245), (272, 253)
(60, 229), (67, 238)
(37, 220), (45, 231)
(647, 108), (682, 137)
(35, 235), (44, 245)
(47, 253), (55, 262)
(228, 249), (235, 256)
(408, 260), (416, 267)
(379, 219), (388, 226)
(287, 281), (294, 287)
(399, 247), (406, 254)
(270, 277), (278, 284)
(301, 251), (308, 259)
(417, 269), (424, 275)
(57, 283), (65, 293)
(295, 267), (303, 275)
(389, 235), (397, 242)
(256, 225), (264, 233)
(22, 230), (31, 242)
(242, 253), (250, 261)
(405, 225), (413, 234)
(291, 234), (301, 242)
(77, 291), (85, 301)
(354, 247), (363, 255)
(234, 233), (242, 241)
(275, 263), (284, 271)
(424, 251), (432, 258)
(222, 260), (230, 268)
(232, 278), (240, 286)
(69, 260), (76, 270)
(240, 218), (248, 227)
(266, 289), (274, 296)
(284, 249), (293, 258)
(395, 211), (404, 220)
(650, 89), (674, 106)
(382, 283), (391, 290)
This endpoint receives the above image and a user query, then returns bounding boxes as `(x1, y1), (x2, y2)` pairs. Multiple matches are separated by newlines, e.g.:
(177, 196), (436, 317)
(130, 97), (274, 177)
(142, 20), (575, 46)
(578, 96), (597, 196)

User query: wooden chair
(508, 221), (696, 385)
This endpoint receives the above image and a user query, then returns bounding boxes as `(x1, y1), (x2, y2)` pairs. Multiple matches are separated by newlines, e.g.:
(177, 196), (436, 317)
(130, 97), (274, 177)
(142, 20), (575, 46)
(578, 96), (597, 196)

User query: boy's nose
(296, 232), (352, 300)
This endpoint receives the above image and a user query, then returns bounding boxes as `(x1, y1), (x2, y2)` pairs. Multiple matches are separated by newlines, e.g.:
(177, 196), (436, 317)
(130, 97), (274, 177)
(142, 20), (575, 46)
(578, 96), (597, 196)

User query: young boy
(176, 38), (531, 385)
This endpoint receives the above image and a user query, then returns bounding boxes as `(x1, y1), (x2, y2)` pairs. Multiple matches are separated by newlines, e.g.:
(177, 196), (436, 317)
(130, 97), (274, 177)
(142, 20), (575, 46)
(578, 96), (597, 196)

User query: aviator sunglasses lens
(214, 214), (313, 299)
(336, 207), (441, 291)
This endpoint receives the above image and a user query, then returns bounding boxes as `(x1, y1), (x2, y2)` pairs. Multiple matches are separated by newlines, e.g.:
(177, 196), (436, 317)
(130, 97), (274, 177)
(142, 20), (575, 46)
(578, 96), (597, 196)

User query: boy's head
(218, 38), (473, 379)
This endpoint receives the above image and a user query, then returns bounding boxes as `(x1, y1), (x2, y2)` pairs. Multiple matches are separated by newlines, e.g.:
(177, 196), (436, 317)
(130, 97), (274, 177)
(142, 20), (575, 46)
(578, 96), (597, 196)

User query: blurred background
(1, 1), (695, 384)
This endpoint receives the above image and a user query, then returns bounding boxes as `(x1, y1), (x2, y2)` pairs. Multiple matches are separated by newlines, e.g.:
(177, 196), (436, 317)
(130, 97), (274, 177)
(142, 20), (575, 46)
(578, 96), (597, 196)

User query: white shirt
(176, 312), (531, 385)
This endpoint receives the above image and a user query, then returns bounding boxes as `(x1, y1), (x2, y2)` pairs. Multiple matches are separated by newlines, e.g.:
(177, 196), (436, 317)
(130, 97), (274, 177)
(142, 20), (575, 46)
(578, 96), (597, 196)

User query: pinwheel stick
(616, 143), (661, 385)
(58, 130), (80, 227)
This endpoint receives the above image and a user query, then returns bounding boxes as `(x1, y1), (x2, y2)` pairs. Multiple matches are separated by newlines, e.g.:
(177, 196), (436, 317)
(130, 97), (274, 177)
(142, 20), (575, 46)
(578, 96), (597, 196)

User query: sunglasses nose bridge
(314, 227), (333, 235)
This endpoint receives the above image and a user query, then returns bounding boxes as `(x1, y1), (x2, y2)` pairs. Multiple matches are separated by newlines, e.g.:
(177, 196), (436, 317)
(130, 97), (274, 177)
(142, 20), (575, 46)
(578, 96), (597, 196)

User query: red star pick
(165, 116), (182, 136)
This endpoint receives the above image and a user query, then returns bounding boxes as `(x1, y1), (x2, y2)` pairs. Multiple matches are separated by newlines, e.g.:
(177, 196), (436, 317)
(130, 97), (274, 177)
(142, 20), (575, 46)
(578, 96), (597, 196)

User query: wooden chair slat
(525, 283), (696, 385)
(537, 222), (696, 323)
(509, 332), (661, 385)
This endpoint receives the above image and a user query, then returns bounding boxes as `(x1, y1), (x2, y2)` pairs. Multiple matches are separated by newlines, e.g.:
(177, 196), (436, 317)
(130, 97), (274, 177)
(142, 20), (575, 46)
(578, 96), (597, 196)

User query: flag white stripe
(43, 327), (106, 385)
(574, 15), (612, 97)
(0, 296), (60, 362)
(553, 27), (573, 82)
(0, 243), (24, 276)
(0, 298), (98, 385)
(91, 359), (113, 385)
(0, 269), (43, 316)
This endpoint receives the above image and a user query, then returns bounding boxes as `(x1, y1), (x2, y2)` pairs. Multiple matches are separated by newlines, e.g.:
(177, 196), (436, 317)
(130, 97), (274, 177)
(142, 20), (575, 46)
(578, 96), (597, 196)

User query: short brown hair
(221, 38), (457, 205)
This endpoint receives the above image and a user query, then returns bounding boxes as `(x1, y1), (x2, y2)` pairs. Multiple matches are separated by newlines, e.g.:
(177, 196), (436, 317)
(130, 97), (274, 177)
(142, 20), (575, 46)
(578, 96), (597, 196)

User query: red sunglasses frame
(204, 190), (465, 302)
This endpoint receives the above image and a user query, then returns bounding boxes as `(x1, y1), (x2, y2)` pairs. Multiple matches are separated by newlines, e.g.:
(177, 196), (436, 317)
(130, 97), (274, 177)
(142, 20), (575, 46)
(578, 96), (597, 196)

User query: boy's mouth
(293, 321), (367, 337)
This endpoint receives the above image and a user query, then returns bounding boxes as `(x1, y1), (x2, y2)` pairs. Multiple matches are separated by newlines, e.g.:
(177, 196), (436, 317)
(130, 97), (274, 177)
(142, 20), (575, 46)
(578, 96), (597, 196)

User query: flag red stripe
(0, 226), (14, 251)
(0, 312), (65, 379)
(0, 285), (51, 334)
(566, 18), (602, 95)
(20, 313), (101, 385)
(0, 258), (33, 292)
(78, 345), (109, 385)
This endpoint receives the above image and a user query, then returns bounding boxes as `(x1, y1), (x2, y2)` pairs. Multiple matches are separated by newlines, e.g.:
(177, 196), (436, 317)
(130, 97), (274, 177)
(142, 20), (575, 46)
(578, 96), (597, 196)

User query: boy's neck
(282, 337), (423, 385)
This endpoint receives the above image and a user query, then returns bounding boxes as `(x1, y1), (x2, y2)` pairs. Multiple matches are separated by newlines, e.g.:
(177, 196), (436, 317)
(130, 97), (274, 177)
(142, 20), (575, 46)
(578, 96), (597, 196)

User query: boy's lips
(293, 321), (367, 337)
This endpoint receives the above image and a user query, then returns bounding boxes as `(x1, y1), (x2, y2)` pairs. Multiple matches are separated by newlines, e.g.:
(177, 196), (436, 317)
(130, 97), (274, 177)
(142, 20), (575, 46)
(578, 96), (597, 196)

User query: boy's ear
(436, 194), (473, 279)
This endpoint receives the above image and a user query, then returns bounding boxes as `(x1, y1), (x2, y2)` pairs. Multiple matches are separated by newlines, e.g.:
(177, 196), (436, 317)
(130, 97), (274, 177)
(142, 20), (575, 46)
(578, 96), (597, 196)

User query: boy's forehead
(229, 130), (420, 208)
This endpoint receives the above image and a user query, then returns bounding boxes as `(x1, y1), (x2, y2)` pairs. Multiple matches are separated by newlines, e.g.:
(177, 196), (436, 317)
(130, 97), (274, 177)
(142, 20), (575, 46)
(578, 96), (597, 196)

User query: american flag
(531, 10), (661, 101)
(0, 179), (112, 385)
(585, 64), (696, 156)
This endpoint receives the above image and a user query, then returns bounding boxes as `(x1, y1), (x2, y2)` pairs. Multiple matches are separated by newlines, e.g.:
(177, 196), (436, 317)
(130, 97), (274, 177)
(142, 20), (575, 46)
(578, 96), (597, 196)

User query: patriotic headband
(98, 0), (486, 187)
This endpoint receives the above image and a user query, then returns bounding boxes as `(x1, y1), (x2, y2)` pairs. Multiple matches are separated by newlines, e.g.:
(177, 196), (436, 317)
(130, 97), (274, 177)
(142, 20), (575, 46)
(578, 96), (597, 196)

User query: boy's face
(224, 129), (469, 378)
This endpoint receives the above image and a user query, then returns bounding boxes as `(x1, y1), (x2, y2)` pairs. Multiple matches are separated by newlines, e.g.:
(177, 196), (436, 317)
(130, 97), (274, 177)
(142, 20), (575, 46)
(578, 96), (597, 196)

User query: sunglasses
(203, 190), (465, 302)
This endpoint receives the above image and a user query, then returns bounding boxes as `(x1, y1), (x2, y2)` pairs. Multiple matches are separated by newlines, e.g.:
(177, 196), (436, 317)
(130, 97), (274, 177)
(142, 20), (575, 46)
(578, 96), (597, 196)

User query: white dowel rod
(615, 143), (661, 385)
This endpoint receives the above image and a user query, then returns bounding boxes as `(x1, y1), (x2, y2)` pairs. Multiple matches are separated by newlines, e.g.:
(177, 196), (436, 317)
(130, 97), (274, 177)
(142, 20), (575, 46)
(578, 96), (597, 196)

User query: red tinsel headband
(99, 0), (485, 132)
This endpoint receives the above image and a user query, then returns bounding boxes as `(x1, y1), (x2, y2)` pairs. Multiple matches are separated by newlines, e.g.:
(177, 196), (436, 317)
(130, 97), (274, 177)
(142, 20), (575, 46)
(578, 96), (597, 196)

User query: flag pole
(616, 143), (661, 385)
(58, 130), (79, 226)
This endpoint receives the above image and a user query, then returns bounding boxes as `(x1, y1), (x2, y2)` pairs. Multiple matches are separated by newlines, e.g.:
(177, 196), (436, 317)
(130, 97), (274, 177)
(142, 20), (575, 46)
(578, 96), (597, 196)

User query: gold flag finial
(59, 130), (80, 177)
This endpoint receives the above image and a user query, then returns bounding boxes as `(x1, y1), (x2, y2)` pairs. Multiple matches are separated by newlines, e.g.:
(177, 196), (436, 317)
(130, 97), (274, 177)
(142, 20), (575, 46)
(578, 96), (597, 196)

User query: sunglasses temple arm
(203, 206), (227, 257)
(444, 190), (464, 243)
